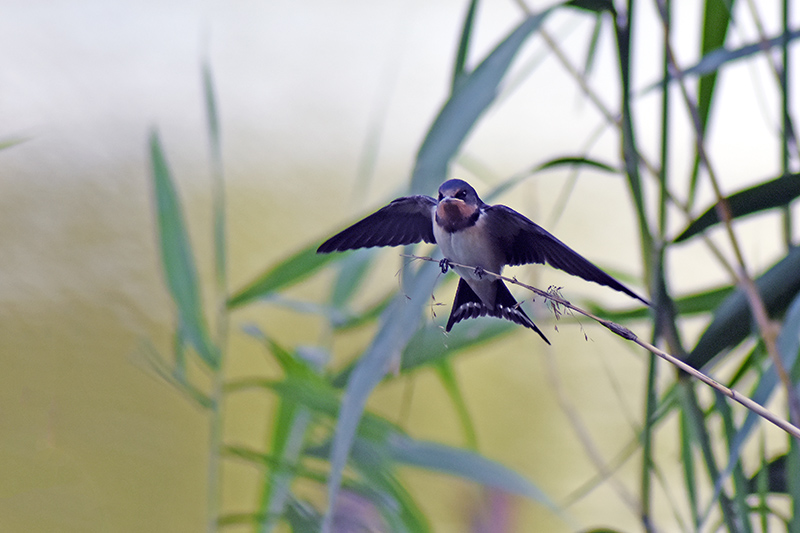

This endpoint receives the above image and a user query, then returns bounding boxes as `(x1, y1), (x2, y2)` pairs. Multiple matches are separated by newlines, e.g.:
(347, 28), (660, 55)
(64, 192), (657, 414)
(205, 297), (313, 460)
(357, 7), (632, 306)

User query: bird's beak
(440, 194), (462, 204)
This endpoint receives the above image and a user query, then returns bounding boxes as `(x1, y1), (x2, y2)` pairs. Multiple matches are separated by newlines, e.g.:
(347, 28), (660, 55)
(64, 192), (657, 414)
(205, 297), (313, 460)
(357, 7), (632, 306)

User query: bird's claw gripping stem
(439, 258), (451, 274)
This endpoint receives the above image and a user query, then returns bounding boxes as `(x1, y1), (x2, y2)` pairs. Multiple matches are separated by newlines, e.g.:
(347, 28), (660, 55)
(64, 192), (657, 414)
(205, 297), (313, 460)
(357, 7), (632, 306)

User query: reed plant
(146, 1), (800, 531)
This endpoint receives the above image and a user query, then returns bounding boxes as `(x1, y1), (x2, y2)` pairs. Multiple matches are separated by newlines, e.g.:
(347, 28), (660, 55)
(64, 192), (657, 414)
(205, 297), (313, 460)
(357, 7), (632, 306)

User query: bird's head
(435, 179), (481, 232)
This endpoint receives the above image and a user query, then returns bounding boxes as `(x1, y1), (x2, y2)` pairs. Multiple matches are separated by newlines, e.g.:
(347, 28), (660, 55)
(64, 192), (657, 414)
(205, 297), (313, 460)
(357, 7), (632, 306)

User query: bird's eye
(455, 190), (467, 199)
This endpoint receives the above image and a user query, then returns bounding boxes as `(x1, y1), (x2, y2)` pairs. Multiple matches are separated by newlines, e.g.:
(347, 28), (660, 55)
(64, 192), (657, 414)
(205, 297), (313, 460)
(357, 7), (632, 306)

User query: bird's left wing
(485, 205), (649, 305)
(317, 195), (437, 253)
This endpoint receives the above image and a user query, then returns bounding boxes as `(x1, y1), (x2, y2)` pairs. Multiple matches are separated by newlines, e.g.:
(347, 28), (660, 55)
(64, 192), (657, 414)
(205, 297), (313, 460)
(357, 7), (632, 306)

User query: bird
(317, 179), (649, 344)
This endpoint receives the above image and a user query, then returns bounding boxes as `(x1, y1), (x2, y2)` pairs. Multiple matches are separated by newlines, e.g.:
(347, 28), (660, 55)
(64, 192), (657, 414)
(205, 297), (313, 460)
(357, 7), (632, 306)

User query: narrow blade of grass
(202, 61), (227, 292)
(679, 410), (699, 527)
(687, 246), (800, 369)
(655, 27), (800, 86)
(674, 173), (800, 242)
(330, 249), (378, 308)
(258, 401), (312, 533)
(227, 241), (338, 309)
(434, 360), (478, 450)
(410, 8), (553, 194)
(686, 0), (735, 205)
(387, 434), (565, 520)
(788, 441), (800, 531)
(592, 284), (734, 321)
(332, 318), (515, 387)
(322, 263), (439, 533)
(714, 391), (754, 533)
(452, 0), (479, 89)
(149, 131), (219, 368)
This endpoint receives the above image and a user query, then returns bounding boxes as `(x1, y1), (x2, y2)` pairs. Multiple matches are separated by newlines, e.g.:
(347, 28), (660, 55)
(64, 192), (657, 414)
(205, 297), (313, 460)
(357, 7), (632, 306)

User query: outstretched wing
(317, 195), (437, 253)
(484, 205), (649, 305)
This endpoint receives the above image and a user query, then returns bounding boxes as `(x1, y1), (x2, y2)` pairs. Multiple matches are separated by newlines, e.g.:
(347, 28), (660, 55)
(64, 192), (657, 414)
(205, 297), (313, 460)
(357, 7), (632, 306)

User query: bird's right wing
(317, 195), (437, 253)
(485, 205), (649, 305)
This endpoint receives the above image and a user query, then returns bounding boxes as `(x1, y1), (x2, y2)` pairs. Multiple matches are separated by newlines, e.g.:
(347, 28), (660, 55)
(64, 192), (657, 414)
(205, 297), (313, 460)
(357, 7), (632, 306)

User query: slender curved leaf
(452, 0), (479, 89)
(615, 8), (651, 277)
(674, 173), (800, 242)
(322, 262), (439, 533)
(402, 318), (516, 370)
(333, 292), (394, 331)
(285, 499), (322, 532)
(227, 241), (338, 309)
(149, 131), (218, 368)
(336, 432), (564, 526)
(535, 156), (619, 174)
(434, 361), (478, 450)
(592, 284), (734, 321)
(387, 434), (564, 517)
(565, 0), (616, 15)
(686, 246), (800, 369)
(332, 318), (515, 387)
(330, 249), (378, 308)
(581, 13), (603, 76)
(484, 155), (619, 202)
(685, 0), (736, 206)
(713, 392), (755, 533)
(646, 27), (800, 93)
(259, 401), (311, 533)
(202, 61), (227, 291)
(410, 8), (553, 194)
(0, 137), (27, 150)
(344, 439), (431, 533)
(747, 454), (788, 494)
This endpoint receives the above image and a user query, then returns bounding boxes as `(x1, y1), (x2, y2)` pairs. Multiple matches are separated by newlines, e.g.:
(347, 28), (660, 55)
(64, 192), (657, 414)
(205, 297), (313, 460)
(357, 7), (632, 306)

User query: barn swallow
(317, 179), (649, 343)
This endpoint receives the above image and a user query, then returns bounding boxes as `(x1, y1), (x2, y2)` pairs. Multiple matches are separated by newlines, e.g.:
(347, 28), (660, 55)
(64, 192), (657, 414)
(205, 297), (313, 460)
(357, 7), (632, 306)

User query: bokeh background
(2, 1), (797, 531)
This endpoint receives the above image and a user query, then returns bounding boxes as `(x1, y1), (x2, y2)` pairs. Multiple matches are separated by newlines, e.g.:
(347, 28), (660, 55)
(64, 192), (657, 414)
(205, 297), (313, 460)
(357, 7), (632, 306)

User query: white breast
(433, 212), (504, 281)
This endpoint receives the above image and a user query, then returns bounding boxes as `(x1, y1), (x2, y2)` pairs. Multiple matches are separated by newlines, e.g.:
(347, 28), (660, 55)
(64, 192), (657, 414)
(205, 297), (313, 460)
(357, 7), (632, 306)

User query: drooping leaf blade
(535, 156), (618, 174)
(434, 360), (478, 450)
(332, 318), (516, 387)
(202, 61), (227, 292)
(645, 28), (800, 93)
(321, 263), (439, 533)
(410, 8), (553, 194)
(685, 0), (736, 206)
(228, 241), (338, 309)
(484, 155), (619, 202)
(592, 284), (734, 321)
(0, 137), (27, 151)
(149, 131), (219, 368)
(452, 0), (479, 89)
(581, 13), (603, 77)
(565, 0), (616, 15)
(686, 246), (800, 369)
(674, 173), (800, 242)
(343, 439), (431, 533)
(258, 400), (311, 533)
(387, 434), (565, 519)
(330, 249), (378, 308)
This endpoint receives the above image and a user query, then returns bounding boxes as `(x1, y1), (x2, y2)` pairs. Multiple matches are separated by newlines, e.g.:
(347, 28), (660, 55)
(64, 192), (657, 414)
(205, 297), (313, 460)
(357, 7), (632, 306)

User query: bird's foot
(473, 266), (485, 279)
(439, 258), (451, 274)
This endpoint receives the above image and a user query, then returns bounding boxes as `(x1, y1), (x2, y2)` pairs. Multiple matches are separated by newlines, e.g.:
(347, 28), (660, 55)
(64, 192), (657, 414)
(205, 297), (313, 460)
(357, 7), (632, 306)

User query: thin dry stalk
(404, 254), (800, 441)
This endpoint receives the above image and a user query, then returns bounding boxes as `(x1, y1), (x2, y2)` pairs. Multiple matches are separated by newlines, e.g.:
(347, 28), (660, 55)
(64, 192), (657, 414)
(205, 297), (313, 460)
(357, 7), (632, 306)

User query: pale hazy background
(1, 0), (796, 531)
